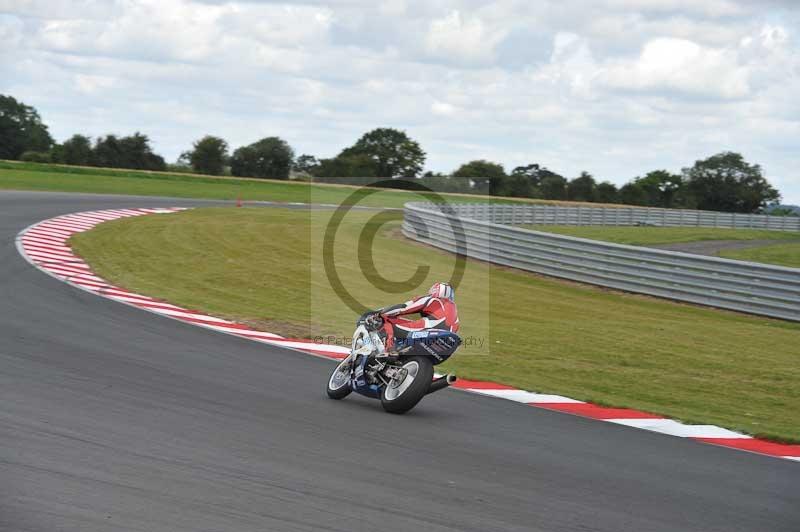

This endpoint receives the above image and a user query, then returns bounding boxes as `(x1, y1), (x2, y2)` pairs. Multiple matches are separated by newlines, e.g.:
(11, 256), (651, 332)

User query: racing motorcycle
(326, 312), (461, 414)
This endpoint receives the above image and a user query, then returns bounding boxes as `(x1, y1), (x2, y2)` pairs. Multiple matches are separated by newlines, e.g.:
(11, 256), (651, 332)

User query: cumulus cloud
(534, 32), (600, 97)
(1, 0), (799, 202)
(425, 10), (508, 64)
(601, 38), (750, 98)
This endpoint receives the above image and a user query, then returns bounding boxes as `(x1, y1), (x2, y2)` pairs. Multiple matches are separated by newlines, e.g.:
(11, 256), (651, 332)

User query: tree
(92, 132), (165, 170)
(567, 171), (597, 202)
(683, 152), (779, 213)
(509, 164), (565, 198)
(452, 160), (507, 195)
(314, 153), (378, 184)
(341, 128), (425, 178)
(510, 164), (546, 188)
(92, 135), (124, 168)
(619, 182), (648, 205)
(539, 174), (568, 200)
(230, 137), (294, 179)
(595, 181), (619, 204)
(419, 172), (472, 193)
(184, 135), (228, 175)
(767, 206), (799, 217)
(510, 164), (556, 187)
(0, 95), (54, 159)
(634, 170), (683, 208)
(119, 132), (165, 170)
(55, 134), (92, 166)
(293, 154), (319, 175)
(499, 173), (535, 198)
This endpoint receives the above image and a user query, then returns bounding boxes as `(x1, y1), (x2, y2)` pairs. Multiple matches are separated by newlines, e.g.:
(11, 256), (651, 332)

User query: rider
(367, 282), (459, 353)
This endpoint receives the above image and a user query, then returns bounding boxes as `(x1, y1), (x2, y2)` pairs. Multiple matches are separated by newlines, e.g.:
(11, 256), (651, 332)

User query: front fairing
(350, 353), (382, 398)
(349, 324), (385, 398)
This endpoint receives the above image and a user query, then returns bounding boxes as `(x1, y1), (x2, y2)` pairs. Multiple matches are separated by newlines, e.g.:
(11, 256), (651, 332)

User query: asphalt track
(1, 190), (797, 532)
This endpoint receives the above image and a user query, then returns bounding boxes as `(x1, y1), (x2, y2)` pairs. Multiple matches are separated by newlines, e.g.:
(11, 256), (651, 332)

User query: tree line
(0, 94), (783, 213)
(1, 95), (167, 171)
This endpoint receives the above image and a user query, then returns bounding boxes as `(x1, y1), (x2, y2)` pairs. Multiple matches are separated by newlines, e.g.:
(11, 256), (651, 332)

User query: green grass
(0, 160), (543, 208)
(720, 242), (800, 268)
(70, 207), (800, 442)
(522, 225), (800, 246)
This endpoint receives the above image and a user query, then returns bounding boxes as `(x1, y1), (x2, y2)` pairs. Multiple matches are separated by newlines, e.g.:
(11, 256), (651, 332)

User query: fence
(442, 203), (800, 231)
(402, 202), (800, 321)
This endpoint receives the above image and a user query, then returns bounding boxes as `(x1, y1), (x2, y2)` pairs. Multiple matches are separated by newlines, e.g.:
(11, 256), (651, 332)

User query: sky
(1, 0), (799, 203)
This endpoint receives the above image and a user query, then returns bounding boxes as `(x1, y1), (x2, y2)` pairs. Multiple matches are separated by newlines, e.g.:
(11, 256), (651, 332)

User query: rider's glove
(364, 312), (384, 331)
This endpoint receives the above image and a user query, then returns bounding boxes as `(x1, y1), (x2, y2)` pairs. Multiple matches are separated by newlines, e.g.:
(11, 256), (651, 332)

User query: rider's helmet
(429, 282), (455, 301)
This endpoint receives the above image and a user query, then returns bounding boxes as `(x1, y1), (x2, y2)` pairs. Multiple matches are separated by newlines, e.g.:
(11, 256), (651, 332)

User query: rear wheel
(380, 356), (434, 414)
(326, 357), (352, 400)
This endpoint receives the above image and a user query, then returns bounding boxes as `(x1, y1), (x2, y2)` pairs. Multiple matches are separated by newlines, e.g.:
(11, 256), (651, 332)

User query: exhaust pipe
(428, 374), (457, 394)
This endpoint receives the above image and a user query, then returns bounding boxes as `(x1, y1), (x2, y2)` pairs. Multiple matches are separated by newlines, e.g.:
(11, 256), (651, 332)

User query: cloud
(535, 32), (600, 97)
(1, 0), (799, 203)
(431, 101), (457, 116)
(604, 0), (746, 18)
(0, 14), (24, 49)
(73, 73), (116, 94)
(0, 0), (120, 20)
(600, 37), (750, 98)
(32, 0), (334, 64)
(425, 10), (508, 64)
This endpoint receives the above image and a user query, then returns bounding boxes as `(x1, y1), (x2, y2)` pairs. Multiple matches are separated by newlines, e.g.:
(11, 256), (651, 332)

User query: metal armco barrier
(402, 202), (800, 322)
(442, 203), (800, 231)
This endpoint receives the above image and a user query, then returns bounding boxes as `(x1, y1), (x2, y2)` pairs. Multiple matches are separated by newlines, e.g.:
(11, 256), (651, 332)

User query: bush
(166, 164), (197, 174)
(19, 150), (51, 163)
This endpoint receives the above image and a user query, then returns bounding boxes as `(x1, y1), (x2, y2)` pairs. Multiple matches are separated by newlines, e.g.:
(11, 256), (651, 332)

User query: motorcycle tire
(326, 358), (353, 400)
(380, 356), (434, 414)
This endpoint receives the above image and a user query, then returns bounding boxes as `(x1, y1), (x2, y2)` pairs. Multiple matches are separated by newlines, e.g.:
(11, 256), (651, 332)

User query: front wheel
(326, 357), (352, 400)
(381, 356), (434, 414)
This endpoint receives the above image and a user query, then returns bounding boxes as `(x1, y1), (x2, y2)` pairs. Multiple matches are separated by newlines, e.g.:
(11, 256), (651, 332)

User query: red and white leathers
(379, 294), (460, 351)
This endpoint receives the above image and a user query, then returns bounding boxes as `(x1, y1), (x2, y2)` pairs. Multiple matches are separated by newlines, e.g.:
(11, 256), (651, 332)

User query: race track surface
(1, 191), (797, 532)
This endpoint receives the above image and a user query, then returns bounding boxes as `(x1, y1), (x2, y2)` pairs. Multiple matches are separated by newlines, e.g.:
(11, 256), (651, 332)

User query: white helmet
(429, 282), (455, 301)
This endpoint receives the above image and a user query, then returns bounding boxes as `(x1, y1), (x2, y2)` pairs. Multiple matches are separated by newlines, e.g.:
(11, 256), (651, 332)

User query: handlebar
(358, 311), (384, 332)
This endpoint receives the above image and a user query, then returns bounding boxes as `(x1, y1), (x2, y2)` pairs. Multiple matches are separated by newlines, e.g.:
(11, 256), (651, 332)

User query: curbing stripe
(14, 206), (800, 464)
(607, 419), (750, 439)
(470, 389), (585, 404)
(450, 378), (517, 390)
(536, 403), (664, 419)
(693, 438), (800, 457)
(21, 237), (70, 248)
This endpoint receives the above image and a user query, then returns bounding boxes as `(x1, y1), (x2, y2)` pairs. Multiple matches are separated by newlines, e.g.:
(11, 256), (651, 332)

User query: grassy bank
(0, 160), (544, 208)
(721, 242), (800, 268)
(70, 207), (800, 442)
(522, 224), (800, 246)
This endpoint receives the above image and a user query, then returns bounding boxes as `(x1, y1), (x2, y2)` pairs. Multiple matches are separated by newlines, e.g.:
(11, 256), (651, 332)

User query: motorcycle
(326, 313), (461, 414)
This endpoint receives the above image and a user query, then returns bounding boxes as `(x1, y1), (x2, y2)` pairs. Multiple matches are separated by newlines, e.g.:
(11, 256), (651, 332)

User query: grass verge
(720, 242), (800, 268)
(522, 225), (800, 246)
(0, 160), (550, 208)
(70, 207), (800, 442)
